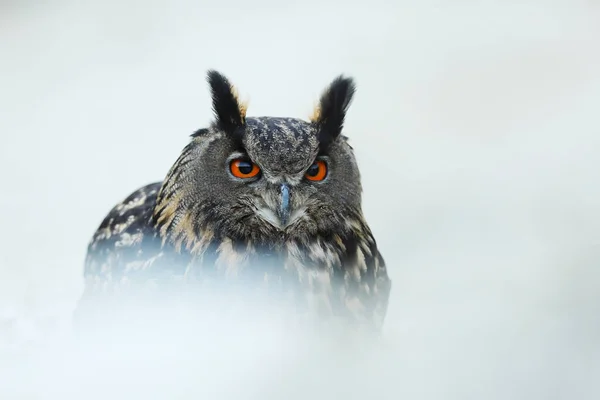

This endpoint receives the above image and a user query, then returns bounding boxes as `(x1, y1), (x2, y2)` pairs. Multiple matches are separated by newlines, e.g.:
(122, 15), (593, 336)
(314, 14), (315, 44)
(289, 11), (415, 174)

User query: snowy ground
(1, 1), (600, 399)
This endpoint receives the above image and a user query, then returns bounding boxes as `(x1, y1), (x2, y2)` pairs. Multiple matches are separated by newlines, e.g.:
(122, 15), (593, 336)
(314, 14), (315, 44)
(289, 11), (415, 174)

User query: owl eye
(305, 160), (328, 181)
(230, 159), (261, 179)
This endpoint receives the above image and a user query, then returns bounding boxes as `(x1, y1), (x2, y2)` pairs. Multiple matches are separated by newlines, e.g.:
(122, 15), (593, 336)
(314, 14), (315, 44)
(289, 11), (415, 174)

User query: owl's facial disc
(256, 183), (306, 231)
(279, 184), (291, 226)
(253, 158), (329, 230)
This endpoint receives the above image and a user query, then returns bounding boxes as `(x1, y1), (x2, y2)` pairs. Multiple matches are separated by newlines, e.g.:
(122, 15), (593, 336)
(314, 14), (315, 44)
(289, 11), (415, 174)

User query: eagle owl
(77, 71), (391, 331)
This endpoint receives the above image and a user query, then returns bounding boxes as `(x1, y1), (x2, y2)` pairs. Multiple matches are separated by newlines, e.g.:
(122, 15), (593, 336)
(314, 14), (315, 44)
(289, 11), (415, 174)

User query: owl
(76, 70), (391, 332)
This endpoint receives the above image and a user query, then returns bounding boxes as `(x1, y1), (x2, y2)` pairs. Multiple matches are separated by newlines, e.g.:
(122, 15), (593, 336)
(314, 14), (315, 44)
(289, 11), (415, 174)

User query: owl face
(155, 71), (363, 245)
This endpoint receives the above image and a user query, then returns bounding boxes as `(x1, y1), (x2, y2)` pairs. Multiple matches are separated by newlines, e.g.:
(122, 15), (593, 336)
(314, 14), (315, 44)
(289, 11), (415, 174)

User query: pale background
(1, 1), (599, 398)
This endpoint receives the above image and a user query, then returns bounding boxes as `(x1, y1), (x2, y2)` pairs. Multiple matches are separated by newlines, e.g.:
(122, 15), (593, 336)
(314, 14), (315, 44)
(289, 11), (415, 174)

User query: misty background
(1, 1), (599, 398)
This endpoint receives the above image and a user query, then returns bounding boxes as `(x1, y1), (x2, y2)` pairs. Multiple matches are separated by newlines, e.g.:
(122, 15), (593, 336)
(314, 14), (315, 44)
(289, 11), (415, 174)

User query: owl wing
(338, 223), (392, 331)
(81, 182), (193, 292)
(75, 182), (196, 328)
(83, 182), (160, 285)
(369, 247), (392, 330)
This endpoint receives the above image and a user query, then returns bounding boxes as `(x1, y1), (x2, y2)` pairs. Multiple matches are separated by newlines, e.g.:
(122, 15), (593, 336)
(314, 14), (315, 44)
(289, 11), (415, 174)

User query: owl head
(153, 70), (365, 249)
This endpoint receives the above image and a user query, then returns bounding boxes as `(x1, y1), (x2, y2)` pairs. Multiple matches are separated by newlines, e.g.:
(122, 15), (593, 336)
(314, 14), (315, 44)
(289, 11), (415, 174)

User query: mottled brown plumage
(76, 71), (391, 332)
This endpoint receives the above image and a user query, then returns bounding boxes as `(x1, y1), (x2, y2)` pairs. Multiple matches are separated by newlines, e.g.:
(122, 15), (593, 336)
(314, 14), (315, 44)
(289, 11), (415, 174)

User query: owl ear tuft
(206, 70), (247, 135)
(311, 75), (356, 148)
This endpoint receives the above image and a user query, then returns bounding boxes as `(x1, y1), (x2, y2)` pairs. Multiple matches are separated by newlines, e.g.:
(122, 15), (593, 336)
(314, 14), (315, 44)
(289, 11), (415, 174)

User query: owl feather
(76, 71), (392, 332)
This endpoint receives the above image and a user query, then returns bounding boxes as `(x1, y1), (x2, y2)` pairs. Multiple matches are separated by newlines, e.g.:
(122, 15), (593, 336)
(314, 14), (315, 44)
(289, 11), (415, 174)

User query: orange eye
(305, 160), (328, 181)
(230, 159), (261, 179)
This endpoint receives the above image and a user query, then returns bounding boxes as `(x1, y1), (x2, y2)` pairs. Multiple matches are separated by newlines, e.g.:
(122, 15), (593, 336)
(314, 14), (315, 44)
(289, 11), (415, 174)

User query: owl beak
(257, 183), (298, 230)
(277, 184), (291, 226)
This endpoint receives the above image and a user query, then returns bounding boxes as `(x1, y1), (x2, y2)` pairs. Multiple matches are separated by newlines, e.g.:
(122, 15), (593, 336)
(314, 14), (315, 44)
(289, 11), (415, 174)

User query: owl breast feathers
(78, 70), (391, 331)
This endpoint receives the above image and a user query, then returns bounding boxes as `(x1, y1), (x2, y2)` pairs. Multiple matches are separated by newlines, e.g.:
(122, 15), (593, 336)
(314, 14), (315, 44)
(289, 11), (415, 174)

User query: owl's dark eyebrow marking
(230, 126), (246, 151)
(231, 144), (248, 157)
(316, 146), (330, 157)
